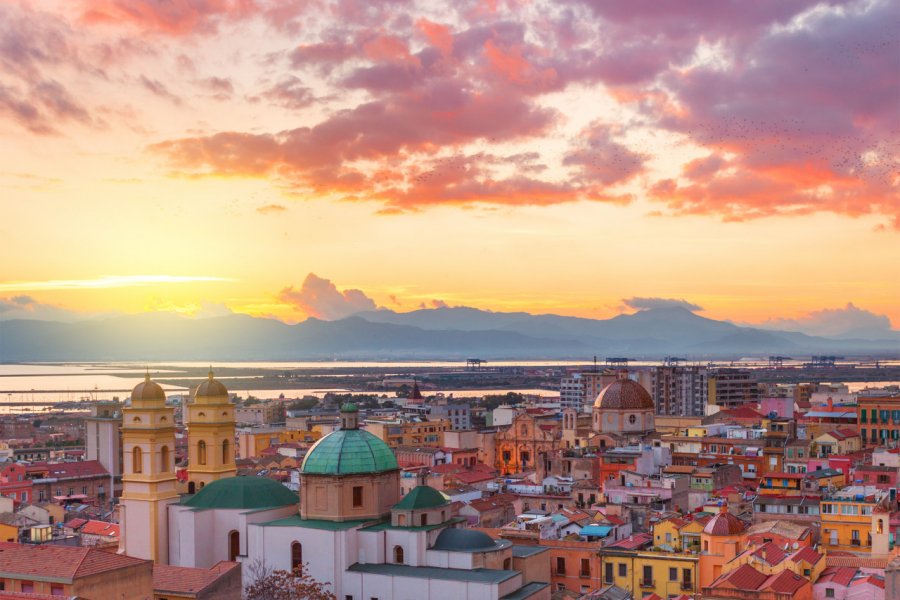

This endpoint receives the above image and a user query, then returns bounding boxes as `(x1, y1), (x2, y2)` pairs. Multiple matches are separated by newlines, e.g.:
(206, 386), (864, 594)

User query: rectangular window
(683, 568), (692, 589)
(605, 562), (613, 583)
(557, 557), (566, 575)
(669, 567), (678, 581)
(825, 589), (835, 598)
(861, 409), (867, 423)
(642, 565), (653, 586)
(619, 563), (627, 577)
(580, 558), (590, 577)
(352, 486), (363, 507)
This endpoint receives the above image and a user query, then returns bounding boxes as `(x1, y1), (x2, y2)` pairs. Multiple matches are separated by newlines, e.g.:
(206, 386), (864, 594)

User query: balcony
(640, 579), (655, 588)
(681, 582), (694, 591)
(851, 539), (861, 546)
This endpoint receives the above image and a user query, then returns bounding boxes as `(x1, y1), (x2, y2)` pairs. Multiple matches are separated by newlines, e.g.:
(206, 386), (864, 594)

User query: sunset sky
(1, 0), (898, 334)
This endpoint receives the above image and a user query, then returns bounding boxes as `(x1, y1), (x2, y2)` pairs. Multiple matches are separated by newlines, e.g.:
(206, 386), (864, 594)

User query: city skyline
(1, 1), (897, 330)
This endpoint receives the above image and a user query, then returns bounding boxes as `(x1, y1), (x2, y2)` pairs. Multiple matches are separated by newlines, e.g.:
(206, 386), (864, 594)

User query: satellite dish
(792, 542), (799, 549)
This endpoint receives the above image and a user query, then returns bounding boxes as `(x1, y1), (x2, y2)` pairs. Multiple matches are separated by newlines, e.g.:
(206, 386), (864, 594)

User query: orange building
(857, 395), (900, 446)
(699, 505), (748, 590)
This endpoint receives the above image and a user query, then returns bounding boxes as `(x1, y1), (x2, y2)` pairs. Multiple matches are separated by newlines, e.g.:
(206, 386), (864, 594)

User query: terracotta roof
(851, 574), (885, 589)
(816, 566), (858, 587)
(826, 555), (891, 569)
(0, 593), (61, 599)
(465, 493), (516, 512)
(746, 520), (810, 540)
(788, 546), (822, 565)
(594, 379), (654, 410)
(64, 518), (88, 530)
(41, 460), (109, 479)
(826, 428), (860, 440)
(642, 594), (663, 600)
(605, 533), (652, 550)
(714, 564), (767, 590)
(762, 570), (807, 594)
(604, 515), (625, 526)
(703, 510), (746, 536)
(153, 561), (240, 596)
(0, 542), (147, 581)
(79, 520), (120, 537)
(751, 542), (786, 565)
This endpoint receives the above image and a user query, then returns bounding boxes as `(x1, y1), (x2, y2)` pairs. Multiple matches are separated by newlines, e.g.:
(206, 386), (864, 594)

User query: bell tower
(186, 370), (236, 492)
(120, 373), (179, 563)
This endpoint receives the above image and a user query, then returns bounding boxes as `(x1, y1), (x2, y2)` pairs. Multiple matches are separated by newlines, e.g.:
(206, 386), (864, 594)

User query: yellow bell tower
(186, 370), (236, 492)
(119, 373), (179, 563)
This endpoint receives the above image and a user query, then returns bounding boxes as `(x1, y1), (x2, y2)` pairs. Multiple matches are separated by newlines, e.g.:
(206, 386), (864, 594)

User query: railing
(851, 539), (861, 546)
(640, 579), (655, 588)
(681, 582), (694, 591)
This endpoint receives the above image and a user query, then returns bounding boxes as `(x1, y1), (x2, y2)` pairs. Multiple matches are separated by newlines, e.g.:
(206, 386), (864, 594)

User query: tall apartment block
(708, 368), (760, 409)
(650, 366), (708, 416)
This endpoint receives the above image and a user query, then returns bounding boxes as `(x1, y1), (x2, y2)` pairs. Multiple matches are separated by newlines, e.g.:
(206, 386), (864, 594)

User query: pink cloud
(278, 273), (377, 320)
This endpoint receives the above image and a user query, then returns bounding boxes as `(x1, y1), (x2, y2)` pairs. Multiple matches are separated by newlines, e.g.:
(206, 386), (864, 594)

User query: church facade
(119, 377), (550, 600)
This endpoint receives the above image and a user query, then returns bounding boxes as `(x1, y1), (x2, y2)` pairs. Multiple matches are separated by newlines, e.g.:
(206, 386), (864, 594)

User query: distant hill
(0, 306), (896, 361)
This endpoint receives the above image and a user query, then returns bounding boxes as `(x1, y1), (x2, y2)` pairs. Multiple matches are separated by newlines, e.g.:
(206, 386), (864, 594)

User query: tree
(244, 560), (336, 600)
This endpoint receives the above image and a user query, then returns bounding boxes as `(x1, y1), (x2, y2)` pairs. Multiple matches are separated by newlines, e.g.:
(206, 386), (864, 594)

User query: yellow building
(813, 428), (861, 457)
(364, 418), (448, 448)
(237, 427), (322, 459)
(0, 521), (17, 543)
(599, 548), (699, 599)
(120, 373), (180, 563)
(653, 515), (706, 552)
(186, 371), (237, 493)
(820, 486), (889, 552)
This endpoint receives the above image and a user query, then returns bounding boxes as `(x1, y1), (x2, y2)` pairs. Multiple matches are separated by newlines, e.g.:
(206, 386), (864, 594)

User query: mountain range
(0, 306), (896, 361)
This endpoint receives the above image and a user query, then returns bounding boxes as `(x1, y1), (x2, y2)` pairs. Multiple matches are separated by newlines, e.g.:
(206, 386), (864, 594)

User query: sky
(0, 0), (898, 336)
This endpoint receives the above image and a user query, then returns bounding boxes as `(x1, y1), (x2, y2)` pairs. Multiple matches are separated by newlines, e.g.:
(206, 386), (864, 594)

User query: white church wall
(357, 529), (384, 565)
(246, 524), (342, 595)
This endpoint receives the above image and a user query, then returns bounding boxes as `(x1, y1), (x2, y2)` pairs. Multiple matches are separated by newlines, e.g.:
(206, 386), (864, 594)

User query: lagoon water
(0, 361), (896, 413)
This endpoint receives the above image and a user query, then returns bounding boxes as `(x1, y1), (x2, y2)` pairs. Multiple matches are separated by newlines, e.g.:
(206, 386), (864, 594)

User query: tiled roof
(851, 574), (885, 589)
(826, 555), (891, 569)
(751, 542), (786, 565)
(79, 520), (120, 537)
(788, 546), (822, 565)
(605, 533), (651, 550)
(64, 518), (88, 530)
(746, 520), (810, 540)
(715, 564), (767, 590)
(153, 561), (240, 595)
(466, 493), (516, 512)
(816, 566), (858, 587)
(762, 570), (807, 594)
(42, 460), (109, 479)
(0, 541), (147, 581)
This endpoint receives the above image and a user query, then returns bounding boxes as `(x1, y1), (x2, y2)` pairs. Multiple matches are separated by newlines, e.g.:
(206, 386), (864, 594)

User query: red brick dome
(703, 510), (746, 536)
(594, 379), (654, 410)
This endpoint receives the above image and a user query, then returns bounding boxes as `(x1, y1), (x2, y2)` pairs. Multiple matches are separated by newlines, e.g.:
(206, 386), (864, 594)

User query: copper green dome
(300, 429), (398, 475)
(183, 476), (298, 510)
(340, 402), (359, 413)
(394, 486), (449, 510)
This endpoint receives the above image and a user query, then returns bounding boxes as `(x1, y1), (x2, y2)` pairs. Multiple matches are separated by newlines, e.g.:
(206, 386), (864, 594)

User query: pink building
(813, 567), (885, 600)
(760, 397), (794, 419)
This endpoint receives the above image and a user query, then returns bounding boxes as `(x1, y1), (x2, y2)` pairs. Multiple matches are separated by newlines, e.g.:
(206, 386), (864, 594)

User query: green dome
(394, 486), (449, 510)
(183, 476), (298, 510)
(301, 429), (398, 475)
(340, 402), (359, 413)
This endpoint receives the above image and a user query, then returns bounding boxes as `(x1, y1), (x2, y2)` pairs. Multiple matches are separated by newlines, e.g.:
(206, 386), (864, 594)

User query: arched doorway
(393, 545), (404, 564)
(291, 541), (302, 570)
(229, 530), (240, 561)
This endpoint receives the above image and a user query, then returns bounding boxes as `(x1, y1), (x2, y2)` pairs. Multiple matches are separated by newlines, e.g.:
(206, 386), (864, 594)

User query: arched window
(628, 414), (637, 425)
(160, 446), (170, 472)
(393, 545), (404, 564)
(229, 530), (240, 561)
(198, 440), (207, 465)
(291, 542), (302, 570)
(188, 481), (196, 494)
(222, 440), (230, 464)
(132, 447), (143, 474)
